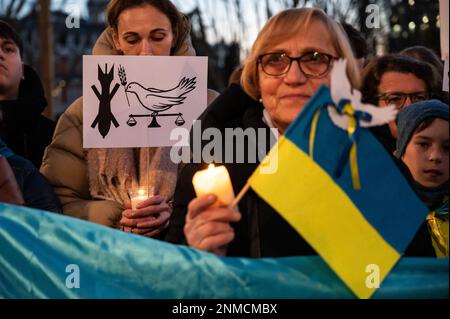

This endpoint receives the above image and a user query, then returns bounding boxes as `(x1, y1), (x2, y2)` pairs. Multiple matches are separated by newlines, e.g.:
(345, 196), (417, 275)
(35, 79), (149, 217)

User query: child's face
(402, 119), (449, 188)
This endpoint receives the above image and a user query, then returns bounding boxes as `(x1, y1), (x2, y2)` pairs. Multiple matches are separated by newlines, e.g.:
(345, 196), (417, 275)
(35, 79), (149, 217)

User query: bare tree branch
(5, 0), (15, 18)
(12, 0), (27, 17)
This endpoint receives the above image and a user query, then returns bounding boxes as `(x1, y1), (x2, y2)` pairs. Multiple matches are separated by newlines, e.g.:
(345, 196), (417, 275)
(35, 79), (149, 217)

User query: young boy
(395, 100), (449, 257)
(0, 20), (55, 168)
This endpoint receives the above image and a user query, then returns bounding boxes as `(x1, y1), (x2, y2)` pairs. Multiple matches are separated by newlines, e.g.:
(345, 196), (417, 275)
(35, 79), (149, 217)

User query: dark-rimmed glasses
(258, 51), (337, 78)
(377, 92), (429, 109)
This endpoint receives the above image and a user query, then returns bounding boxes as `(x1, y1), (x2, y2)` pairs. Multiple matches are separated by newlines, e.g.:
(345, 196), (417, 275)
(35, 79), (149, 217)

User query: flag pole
(229, 182), (251, 210)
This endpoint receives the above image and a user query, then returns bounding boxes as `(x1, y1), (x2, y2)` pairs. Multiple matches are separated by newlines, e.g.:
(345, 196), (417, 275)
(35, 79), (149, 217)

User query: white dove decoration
(126, 77), (196, 115)
(328, 59), (397, 131)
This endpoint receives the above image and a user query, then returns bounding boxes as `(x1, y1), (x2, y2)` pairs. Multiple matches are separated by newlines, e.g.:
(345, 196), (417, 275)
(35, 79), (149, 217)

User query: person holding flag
(168, 8), (438, 299)
(167, 8), (361, 257)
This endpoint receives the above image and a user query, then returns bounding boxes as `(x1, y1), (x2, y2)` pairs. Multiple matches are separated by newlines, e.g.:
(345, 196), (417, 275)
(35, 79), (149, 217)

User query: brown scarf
(86, 147), (178, 206)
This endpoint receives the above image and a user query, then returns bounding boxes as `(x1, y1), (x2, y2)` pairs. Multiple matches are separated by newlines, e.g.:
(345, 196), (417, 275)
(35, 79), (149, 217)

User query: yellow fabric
(249, 137), (401, 299)
(427, 213), (449, 258)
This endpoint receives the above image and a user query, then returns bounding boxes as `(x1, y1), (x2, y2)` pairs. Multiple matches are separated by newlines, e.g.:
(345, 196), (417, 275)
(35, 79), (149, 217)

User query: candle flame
(208, 164), (215, 170)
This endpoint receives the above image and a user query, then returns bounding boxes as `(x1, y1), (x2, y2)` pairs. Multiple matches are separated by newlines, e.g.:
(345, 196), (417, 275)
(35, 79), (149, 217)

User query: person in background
(400, 45), (448, 103)
(341, 22), (370, 72)
(41, 0), (218, 237)
(1, 137), (61, 213)
(0, 20), (55, 169)
(395, 100), (448, 258)
(361, 54), (434, 153)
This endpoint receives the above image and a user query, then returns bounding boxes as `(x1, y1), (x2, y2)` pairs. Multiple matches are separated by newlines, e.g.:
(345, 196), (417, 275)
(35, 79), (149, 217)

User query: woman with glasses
(360, 54), (434, 153)
(166, 8), (360, 257)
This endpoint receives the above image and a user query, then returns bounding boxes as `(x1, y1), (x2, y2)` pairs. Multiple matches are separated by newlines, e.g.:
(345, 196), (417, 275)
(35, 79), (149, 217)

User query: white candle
(192, 164), (235, 206)
(129, 187), (151, 210)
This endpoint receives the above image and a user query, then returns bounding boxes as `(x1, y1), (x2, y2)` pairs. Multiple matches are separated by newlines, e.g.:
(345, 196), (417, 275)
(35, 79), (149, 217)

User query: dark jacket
(166, 85), (316, 257)
(370, 125), (396, 155)
(0, 138), (61, 213)
(0, 65), (55, 169)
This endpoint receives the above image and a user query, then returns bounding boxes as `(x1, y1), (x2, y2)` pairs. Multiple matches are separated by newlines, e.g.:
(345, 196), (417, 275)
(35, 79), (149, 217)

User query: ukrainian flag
(1, 203), (447, 298)
(249, 85), (430, 299)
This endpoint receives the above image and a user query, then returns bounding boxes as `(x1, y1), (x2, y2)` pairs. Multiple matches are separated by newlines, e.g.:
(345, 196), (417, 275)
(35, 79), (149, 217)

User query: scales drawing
(119, 65), (196, 128)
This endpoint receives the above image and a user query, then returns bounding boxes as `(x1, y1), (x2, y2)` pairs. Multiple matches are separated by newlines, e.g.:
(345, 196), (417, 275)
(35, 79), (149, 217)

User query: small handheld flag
(234, 61), (430, 299)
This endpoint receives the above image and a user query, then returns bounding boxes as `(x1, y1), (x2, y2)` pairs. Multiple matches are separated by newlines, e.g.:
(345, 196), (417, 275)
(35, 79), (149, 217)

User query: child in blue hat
(396, 100), (449, 257)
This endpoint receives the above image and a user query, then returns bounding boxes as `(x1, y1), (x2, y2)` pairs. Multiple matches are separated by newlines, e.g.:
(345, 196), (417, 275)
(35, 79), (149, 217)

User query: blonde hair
(241, 8), (361, 100)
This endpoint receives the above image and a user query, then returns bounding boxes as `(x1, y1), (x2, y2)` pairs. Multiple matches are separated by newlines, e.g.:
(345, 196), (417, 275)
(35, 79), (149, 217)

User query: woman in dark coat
(166, 8), (361, 257)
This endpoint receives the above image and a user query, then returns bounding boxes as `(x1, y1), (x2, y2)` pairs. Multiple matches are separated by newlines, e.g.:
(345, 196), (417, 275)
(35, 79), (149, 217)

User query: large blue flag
(0, 203), (447, 299)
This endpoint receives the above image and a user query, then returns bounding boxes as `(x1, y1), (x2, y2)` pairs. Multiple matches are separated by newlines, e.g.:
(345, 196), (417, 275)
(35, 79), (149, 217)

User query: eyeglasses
(377, 92), (429, 109)
(257, 51), (337, 78)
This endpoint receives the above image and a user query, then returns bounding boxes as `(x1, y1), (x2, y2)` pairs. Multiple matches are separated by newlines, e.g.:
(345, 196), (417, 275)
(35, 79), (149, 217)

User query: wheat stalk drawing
(118, 65), (130, 107)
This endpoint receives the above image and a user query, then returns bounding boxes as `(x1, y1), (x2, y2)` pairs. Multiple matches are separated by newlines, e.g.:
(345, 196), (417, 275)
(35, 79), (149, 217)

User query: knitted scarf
(86, 147), (178, 206)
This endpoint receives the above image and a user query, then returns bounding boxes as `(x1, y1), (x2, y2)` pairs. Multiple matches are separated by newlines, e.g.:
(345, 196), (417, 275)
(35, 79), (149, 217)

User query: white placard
(440, 0), (449, 59)
(83, 56), (208, 148)
(444, 57), (449, 92)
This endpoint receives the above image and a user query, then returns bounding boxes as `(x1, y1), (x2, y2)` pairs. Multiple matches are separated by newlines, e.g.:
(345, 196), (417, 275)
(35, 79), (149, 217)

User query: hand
(120, 195), (171, 238)
(184, 194), (241, 256)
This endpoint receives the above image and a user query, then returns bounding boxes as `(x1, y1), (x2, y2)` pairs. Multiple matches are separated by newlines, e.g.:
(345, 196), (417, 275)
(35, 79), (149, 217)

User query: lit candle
(129, 187), (151, 210)
(192, 164), (235, 206)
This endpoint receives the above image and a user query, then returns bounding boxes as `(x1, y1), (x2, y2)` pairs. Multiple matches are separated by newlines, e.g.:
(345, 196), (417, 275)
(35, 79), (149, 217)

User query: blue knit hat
(395, 100), (449, 158)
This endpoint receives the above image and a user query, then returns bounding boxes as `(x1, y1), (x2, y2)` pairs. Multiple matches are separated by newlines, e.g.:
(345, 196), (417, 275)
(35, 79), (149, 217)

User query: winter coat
(0, 65), (55, 169)
(40, 28), (219, 227)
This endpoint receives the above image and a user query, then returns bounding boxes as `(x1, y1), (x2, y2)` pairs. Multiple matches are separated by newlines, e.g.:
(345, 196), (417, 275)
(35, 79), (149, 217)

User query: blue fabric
(0, 203), (447, 299)
(0, 138), (14, 158)
(1, 137), (60, 213)
(395, 100), (449, 158)
(285, 85), (429, 253)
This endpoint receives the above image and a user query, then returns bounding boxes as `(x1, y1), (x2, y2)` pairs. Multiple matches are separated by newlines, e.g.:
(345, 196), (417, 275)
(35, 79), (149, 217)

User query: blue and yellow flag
(248, 85), (430, 299)
(0, 203), (448, 298)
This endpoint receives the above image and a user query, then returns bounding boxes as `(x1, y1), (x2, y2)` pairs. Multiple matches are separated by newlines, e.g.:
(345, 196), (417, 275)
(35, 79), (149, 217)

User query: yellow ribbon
(342, 103), (361, 191)
(309, 109), (321, 160)
(349, 143), (361, 191)
(309, 104), (361, 191)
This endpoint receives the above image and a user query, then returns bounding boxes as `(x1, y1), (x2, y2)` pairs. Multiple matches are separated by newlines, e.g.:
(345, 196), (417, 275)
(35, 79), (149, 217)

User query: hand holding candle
(129, 187), (152, 210)
(187, 164), (240, 256)
(192, 164), (235, 206)
(120, 186), (171, 238)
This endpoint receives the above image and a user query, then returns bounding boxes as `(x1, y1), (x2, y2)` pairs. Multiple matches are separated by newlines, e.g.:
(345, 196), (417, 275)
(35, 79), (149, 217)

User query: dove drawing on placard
(125, 77), (196, 116)
(328, 59), (398, 130)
